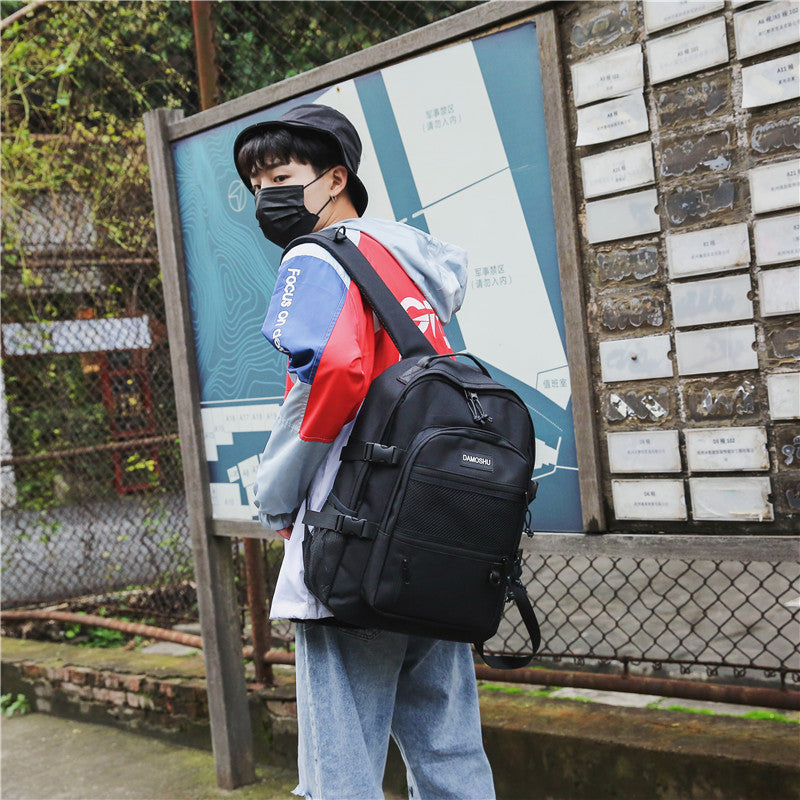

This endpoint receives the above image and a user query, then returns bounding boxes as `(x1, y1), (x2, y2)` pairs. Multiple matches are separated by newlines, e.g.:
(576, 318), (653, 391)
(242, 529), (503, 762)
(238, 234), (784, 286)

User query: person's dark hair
(236, 127), (344, 182)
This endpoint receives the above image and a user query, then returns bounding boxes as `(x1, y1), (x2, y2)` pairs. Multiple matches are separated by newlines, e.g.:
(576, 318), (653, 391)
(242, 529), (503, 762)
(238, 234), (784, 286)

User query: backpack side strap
(475, 574), (541, 670)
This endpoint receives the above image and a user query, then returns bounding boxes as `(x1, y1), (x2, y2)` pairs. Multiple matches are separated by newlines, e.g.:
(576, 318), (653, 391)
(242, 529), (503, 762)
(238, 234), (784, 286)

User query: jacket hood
(331, 218), (467, 325)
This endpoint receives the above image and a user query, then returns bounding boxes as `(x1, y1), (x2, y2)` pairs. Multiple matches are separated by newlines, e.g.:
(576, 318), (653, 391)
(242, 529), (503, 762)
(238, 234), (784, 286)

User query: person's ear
(329, 165), (349, 199)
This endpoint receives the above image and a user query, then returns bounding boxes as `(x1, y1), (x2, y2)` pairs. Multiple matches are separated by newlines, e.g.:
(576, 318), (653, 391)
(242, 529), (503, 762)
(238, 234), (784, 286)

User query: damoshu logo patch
(461, 452), (494, 471)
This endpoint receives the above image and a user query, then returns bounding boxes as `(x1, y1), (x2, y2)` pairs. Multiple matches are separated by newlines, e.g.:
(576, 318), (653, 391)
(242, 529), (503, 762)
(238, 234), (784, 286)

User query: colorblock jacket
(252, 218), (468, 620)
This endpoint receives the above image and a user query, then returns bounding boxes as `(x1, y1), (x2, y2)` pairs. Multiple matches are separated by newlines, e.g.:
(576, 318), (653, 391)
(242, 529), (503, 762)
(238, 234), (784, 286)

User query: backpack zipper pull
(465, 390), (493, 424)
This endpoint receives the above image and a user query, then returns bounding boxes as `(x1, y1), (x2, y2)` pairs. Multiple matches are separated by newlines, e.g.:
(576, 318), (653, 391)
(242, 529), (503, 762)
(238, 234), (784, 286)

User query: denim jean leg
(391, 638), (495, 800)
(294, 622), (407, 799)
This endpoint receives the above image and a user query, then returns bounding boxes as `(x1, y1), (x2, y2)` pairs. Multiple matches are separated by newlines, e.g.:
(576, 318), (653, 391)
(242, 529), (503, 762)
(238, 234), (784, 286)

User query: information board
(171, 23), (582, 532)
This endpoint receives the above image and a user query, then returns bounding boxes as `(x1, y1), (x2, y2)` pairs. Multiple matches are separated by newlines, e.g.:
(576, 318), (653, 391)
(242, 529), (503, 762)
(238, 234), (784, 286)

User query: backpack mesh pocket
(394, 471), (523, 556)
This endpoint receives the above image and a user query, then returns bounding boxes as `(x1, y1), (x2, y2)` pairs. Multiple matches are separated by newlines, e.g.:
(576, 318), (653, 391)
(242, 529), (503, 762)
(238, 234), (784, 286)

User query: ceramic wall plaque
(585, 188), (661, 243)
(734, 1), (800, 59)
(612, 479), (687, 519)
(670, 274), (754, 327)
(685, 426), (770, 471)
(754, 213), (800, 265)
(749, 158), (800, 214)
(576, 92), (650, 146)
(643, 0), (724, 33)
(571, 45), (644, 107)
(742, 53), (800, 108)
(666, 223), (751, 278)
(689, 476), (774, 521)
(758, 266), (800, 316)
(646, 18), (729, 84)
(599, 334), (674, 382)
(675, 324), (758, 375)
(767, 372), (800, 419)
(607, 429), (682, 472)
(581, 142), (655, 198)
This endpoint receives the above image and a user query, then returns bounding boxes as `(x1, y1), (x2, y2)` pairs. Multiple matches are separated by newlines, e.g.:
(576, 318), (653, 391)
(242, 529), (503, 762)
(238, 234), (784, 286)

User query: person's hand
(276, 525), (293, 541)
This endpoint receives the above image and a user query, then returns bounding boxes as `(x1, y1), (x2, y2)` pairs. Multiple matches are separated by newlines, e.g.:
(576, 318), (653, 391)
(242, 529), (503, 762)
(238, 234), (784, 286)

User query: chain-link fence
(0, 2), (479, 615)
(484, 550), (800, 689)
(1, 1), (797, 696)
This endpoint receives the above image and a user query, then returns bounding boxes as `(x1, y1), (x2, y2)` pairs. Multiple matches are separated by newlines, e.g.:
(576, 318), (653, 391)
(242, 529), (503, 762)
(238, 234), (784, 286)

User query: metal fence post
(191, 0), (220, 111)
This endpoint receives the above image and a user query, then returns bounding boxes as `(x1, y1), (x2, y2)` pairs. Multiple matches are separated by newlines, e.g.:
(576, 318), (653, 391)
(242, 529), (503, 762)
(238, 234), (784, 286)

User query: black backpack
(293, 226), (541, 669)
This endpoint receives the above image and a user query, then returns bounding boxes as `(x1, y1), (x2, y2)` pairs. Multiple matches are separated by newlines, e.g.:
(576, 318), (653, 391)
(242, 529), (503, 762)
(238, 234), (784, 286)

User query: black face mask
(254, 170), (332, 248)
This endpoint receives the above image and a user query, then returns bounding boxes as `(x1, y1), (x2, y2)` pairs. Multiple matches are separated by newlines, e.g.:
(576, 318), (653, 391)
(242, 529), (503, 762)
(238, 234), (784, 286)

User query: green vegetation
(1, 692), (31, 717)
(479, 682), (555, 698)
(661, 704), (799, 725)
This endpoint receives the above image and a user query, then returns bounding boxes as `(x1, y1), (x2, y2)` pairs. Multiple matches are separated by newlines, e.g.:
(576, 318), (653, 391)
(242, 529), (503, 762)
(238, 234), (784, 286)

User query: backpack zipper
(464, 390), (493, 425)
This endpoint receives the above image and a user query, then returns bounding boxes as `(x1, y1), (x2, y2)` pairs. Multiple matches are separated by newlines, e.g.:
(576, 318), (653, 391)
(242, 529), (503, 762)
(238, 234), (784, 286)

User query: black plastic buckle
(366, 442), (399, 465)
(334, 514), (368, 538)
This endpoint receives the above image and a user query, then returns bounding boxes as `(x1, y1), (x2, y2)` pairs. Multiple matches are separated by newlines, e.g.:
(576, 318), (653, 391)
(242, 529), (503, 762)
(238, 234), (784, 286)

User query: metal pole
(190, 0), (219, 111)
(244, 539), (273, 686)
(474, 664), (800, 712)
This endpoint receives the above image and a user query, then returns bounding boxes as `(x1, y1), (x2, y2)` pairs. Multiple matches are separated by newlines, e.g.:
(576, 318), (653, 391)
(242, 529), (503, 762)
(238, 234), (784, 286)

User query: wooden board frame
(145, 1), (798, 786)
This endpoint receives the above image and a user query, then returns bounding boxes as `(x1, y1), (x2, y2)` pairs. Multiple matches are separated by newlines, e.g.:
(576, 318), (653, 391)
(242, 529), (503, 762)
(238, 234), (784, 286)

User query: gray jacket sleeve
(252, 380), (333, 531)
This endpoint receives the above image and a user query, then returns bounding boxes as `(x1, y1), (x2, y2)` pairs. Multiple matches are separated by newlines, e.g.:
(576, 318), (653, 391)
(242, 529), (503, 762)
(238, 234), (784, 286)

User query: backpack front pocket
(368, 532), (506, 639)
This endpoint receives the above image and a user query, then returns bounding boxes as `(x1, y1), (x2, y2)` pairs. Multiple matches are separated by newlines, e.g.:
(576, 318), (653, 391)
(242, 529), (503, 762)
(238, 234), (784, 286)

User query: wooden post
(143, 107), (255, 789)
(537, 9), (606, 532)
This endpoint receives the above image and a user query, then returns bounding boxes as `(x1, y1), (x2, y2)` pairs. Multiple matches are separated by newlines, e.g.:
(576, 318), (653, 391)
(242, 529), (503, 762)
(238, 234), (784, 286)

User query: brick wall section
(1, 639), (298, 760)
(16, 659), (212, 732)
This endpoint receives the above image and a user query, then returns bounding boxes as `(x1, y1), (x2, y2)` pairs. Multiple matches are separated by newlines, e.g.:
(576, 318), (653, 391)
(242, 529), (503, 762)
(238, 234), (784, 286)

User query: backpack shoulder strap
(288, 227), (437, 359)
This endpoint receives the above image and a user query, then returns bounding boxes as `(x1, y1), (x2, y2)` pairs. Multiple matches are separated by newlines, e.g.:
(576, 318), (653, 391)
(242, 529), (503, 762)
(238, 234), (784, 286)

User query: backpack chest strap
(340, 441), (404, 465)
(303, 508), (378, 540)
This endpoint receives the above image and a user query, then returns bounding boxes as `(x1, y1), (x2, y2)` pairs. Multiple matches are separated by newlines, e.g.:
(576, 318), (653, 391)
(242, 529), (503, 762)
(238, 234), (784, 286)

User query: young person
(233, 104), (495, 800)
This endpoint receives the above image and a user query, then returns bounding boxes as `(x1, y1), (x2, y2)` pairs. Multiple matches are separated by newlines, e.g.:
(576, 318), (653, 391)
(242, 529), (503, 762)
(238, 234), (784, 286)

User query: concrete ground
(0, 712), (299, 800)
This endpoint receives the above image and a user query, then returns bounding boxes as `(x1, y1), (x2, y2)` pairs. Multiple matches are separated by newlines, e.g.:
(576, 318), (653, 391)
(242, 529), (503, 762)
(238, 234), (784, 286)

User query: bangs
(236, 127), (341, 179)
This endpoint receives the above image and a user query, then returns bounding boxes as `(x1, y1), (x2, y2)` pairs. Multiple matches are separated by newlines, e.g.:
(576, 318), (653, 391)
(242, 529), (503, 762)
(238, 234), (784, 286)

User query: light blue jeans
(293, 621), (496, 800)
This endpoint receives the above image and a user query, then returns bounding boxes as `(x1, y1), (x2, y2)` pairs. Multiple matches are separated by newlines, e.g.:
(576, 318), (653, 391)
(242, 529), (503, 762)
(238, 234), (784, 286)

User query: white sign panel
(758, 266), (800, 316)
(734, 1), (800, 59)
(580, 142), (655, 199)
(383, 43), (568, 396)
(599, 334), (673, 382)
(670, 274), (754, 327)
(571, 45), (644, 107)
(200, 402), (280, 463)
(607, 430), (682, 473)
(767, 372), (800, 419)
(612, 479), (687, 520)
(646, 18), (729, 84)
(749, 158), (800, 214)
(643, 1), (724, 33)
(210, 482), (256, 521)
(685, 426), (770, 472)
(585, 188), (661, 244)
(666, 223), (751, 279)
(754, 213), (800, 265)
(689, 477), (774, 522)
(576, 92), (649, 147)
(742, 53), (800, 108)
(675, 324), (759, 375)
